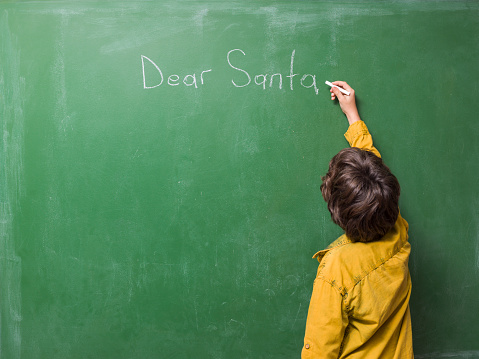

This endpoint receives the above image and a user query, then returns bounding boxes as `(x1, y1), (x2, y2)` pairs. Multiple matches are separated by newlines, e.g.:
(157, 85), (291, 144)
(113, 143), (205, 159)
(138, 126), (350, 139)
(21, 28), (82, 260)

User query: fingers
(330, 86), (343, 101)
(331, 81), (353, 93)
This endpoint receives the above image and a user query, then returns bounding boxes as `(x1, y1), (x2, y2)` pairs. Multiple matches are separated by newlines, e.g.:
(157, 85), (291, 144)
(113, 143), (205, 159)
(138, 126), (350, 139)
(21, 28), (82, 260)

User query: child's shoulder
(315, 215), (410, 290)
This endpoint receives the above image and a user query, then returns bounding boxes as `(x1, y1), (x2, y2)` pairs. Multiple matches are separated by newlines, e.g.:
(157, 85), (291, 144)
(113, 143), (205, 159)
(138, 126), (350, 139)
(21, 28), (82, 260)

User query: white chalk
(325, 81), (350, 96)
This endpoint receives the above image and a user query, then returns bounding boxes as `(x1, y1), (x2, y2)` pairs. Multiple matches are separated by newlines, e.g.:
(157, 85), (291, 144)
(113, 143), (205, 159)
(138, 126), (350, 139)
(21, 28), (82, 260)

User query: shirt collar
(312, 234), (353, 263)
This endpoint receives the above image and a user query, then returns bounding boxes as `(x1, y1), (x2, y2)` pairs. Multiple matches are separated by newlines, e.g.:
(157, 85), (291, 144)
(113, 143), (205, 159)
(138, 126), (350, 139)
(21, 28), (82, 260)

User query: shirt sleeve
(344, 120), (381, 158)
(302, 277), (349, 359)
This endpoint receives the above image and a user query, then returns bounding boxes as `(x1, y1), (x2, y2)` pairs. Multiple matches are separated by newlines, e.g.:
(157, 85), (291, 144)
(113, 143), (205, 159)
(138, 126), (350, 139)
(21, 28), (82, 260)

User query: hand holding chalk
(327, 81), (361, 125)
(325, 81), (350, 96)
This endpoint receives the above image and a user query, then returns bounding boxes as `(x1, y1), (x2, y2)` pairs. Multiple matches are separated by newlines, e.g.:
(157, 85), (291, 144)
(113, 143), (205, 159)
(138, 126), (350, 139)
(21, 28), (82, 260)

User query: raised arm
(329, 81), (360, 126)
(330, 81), (380, 158)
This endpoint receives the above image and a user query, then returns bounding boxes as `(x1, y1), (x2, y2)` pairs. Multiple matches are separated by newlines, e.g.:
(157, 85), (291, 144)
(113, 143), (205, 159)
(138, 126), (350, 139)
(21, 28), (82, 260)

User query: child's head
(321, 148), (400, 242)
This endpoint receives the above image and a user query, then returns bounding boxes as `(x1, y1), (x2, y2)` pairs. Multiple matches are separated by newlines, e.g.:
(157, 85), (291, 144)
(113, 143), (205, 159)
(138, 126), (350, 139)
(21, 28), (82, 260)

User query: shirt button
(305, 344), (310, 349)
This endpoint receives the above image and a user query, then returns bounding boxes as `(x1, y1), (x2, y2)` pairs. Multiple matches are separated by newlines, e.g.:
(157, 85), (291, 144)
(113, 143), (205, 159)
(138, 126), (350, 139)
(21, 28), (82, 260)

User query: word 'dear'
(141, 55), (211, 89)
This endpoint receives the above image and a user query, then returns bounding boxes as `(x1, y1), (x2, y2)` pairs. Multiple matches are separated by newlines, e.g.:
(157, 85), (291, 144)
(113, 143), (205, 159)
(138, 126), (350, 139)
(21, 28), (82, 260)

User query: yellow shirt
(302, 121), (413, 359)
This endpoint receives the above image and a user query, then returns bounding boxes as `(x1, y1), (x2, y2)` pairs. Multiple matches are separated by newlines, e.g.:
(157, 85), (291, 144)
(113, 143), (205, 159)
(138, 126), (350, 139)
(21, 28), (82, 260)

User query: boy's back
(302, 83), (413, 358)
(303, 213), (412, 358)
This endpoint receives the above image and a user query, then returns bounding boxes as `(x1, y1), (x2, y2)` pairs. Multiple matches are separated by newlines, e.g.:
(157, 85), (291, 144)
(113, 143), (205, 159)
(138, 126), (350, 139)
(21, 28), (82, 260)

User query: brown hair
(320, 148), (400, 242)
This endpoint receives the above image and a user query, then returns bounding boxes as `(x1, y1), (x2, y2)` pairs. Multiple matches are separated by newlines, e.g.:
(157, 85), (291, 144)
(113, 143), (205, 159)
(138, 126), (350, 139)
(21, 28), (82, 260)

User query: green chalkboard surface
(1, 1), (479, 358)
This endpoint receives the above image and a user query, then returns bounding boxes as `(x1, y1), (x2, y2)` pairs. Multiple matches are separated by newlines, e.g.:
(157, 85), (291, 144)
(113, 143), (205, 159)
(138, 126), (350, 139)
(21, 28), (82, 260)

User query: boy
(302, 81), (413, 358)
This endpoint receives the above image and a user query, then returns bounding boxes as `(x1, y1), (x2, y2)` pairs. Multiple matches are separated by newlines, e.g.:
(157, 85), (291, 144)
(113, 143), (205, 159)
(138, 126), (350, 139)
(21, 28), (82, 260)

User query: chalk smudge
(0, 10), (24, 359)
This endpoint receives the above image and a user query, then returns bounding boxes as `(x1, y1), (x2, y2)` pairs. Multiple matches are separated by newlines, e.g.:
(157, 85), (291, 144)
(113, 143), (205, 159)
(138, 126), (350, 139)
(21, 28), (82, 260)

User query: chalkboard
(1, 1), (479, 358)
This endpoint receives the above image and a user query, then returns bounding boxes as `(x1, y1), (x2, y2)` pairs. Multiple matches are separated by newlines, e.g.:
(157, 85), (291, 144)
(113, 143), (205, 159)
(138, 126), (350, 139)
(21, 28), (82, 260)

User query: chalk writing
(141, 55), (211, 89)
(141, 49), (320, 94)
